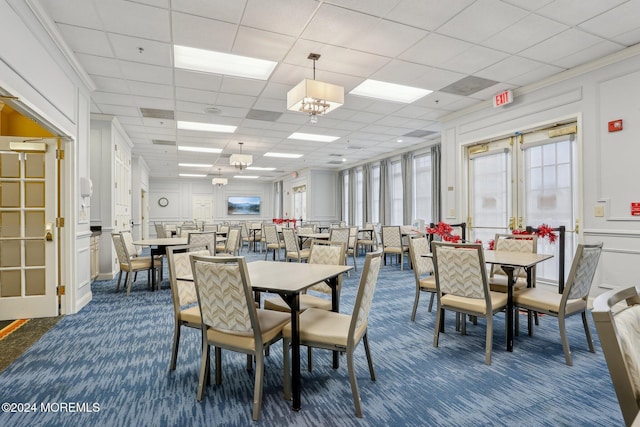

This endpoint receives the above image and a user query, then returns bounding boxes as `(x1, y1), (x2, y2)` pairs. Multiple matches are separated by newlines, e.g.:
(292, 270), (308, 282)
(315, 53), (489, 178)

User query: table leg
(282, 293), (302, 411)
(501, 266), (515, 352)
(150, 247), (159, 291)
(328, 276), (340, 369)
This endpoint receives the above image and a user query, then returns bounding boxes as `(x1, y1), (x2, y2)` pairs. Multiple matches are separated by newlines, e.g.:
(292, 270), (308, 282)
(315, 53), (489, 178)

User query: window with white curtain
(342, 173), (349, 223)
(390, 161), (402, 225)
(355, 169), (363, 226)
(413, 153), (432, 224)
(371, 165), (380, 224)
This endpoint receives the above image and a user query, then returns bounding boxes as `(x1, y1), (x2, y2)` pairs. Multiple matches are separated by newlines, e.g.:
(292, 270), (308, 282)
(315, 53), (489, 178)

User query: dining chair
(190, 255), (290, 421)
(166, 243), (214, 371)
(514, 242), (603, 365)
(218, 226), (241, 256)
(298, 226), (315, 249)
(263, 224), (284, 261)
(282, 250), (382, 418)
(381, 226), (410, 270)
(203, 224), (218, 233)
(489, 234), (538, 292)
(408, 236), (436, 321)
(347, 226), (359, 271)
(592, 285), (640, 426)
(431, 241), (508, 365)
(111, 232), (160, 296)
(282, 228), (310, 262)
(154, 222), (167, 238)
(187, 231), (216, 251)
(357, 223), (377, 255)
(264, 240), (346, 313)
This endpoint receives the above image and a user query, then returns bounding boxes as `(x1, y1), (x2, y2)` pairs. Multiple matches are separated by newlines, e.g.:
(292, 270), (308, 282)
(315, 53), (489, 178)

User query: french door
(467, 124), (579, 285)
(0, 137), (59, 319)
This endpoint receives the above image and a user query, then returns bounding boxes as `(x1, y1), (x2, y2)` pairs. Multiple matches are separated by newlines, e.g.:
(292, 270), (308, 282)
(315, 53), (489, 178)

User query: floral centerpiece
(426, 222), (462, 243)
(488, 223), (558, 249)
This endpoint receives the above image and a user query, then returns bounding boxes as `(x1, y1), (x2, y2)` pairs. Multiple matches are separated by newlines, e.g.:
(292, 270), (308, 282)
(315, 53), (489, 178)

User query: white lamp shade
(212, 177), (228, 185)
(287, 79), (344, 115)
(230, 153), (253, 168)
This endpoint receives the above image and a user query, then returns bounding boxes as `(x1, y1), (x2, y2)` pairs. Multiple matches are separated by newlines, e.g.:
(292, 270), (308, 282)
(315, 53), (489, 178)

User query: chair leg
(170, 323), (180, 371)
(582, 311), (595, 353)
(347, 348), (363, 418)
(427, 293), (435, 312)
(433, 307), (443, 347)
(559, 315), (573, 366)
(411, 287), (421, 321)
(400, 253), (404, 271)
(283, 337), (291, 401)
(252, 352), (264, 421)
(125, 272), (133, 296)
(197, 341), (210, 400)
(246, 354), (253, 372)
(363, 333), (376, 381)
(307, 347), (313, 372)
(116, 270), (123, 292)
(485, 315), (493, 365)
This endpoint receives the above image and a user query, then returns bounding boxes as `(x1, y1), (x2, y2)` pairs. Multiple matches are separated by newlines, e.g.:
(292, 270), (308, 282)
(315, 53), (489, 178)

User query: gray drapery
(274, 181), (283, 218)
(401, 151), (413, 225)
(431, 144), (441, 223)
(348, 168), (356, 226)
(362, 163), (372, 224)
(379, 159), (391, 225)
(338, 171), (344, 222)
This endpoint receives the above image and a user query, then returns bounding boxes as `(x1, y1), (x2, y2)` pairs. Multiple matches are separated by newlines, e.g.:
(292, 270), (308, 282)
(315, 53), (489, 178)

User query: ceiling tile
(482, 13), (568, 54)
(108, 33), (172, 67)
(519, 28), (609, 64)
(94, 0), (171, 41)
(441, 45), (509, 75)
(171, 0), (247, 23)
(535, 0), (628, 26)
(171, 12), (236, 52)
(119, 61), (173, 85)
(300, 4), (379, 47)
(386, 0), (474, 31)
(436, 0), (528, 43)
(57, 24), (113, 57)
(399, 33), (472, 67)
(346, 19), (428, 57)
(233, 26), (295, 62)
(578, 1), (640, 41)
(242, 0), (319, 37)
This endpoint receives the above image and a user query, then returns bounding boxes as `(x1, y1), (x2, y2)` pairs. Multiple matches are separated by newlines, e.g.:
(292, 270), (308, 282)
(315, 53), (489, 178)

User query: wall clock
(158, 197), (169, 207)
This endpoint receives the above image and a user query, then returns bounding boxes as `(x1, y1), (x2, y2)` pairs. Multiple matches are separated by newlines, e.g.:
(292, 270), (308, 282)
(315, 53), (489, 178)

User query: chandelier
(212, 168), (227, 186)
(229, 142), (252, 170)
(287, 53), (344, 123)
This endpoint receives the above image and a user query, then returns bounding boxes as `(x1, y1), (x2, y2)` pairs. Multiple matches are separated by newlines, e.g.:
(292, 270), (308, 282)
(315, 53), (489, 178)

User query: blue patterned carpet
(0, 248), (623, 426)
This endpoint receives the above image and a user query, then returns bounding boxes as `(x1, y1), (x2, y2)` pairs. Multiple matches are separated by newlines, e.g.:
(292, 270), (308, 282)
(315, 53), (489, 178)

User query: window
(371, 165), (380, 224)
(413, 153), (432, 224)
(342, 172), (349, 223)
(355, 169), (363, 226)
(390, 161), (402, 225)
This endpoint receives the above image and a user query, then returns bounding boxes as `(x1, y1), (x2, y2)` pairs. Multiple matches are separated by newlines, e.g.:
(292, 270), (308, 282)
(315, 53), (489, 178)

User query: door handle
(45, 222), (53, 241)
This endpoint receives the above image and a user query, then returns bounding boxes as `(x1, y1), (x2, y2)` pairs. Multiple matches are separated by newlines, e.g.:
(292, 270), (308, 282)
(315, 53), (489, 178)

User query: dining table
(247, 261), (353, 411)
(133, 237), (187, 290)
(423, 249), (552, 352)
(295, 232), (329, 248)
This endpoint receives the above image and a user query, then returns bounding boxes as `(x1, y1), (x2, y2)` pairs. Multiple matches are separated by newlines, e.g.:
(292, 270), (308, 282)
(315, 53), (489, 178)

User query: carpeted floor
(0, 248), (624, 426)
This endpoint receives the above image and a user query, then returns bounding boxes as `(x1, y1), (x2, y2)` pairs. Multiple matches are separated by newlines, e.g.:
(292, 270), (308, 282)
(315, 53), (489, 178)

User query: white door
(0, 137), (58, 319)
(467, 123), (579, 285)
(193, 196), (213, 222)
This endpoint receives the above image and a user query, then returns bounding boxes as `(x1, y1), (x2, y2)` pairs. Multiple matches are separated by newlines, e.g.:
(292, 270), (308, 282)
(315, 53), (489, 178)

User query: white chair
(283, 251), (383, 418)
(592, 285), (640, 426)
(191, 255), (290, 421)
(514, 242), (603, 365)
(431, 241), (508, 365)
(408, 236), (436, 321)
(166, 243), (213, 371)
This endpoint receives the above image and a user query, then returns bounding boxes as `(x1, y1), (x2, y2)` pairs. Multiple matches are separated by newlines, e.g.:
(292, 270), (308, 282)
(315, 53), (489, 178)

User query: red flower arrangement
(487, 224), (558, 250)
(426, 222), (462, 243)
(272, 218), (297, 227)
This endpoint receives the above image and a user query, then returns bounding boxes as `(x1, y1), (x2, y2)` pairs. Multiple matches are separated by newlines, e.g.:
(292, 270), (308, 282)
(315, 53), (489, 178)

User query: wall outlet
(594, 205), (605, 217)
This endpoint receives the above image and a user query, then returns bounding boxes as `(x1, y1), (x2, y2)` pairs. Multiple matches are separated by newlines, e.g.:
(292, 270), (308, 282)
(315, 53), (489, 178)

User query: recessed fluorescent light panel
(179, 173), (206, 177)
(247, 166), (276, 171)
(178, 163), (213, 168)
(174, 45), (277, 80)
(264, 152), (304, 159)
(288, 132), (339, 143)
(178, 146), (223, 154)
(177, 121), (236, 133)
(234, 175), (259, 179)
(350, 79), (432, 103)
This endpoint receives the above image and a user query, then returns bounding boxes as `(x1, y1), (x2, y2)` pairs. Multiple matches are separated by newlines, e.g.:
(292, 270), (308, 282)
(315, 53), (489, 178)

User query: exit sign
(493, 90), (513, 108)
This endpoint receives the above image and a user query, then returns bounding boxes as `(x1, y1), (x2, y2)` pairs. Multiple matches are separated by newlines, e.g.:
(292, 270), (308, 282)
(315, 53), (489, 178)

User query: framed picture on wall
(227, 196), (261, 215)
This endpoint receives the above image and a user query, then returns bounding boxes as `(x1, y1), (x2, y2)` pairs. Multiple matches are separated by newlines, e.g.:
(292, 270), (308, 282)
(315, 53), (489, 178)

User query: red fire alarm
(608, 119), (623, 132)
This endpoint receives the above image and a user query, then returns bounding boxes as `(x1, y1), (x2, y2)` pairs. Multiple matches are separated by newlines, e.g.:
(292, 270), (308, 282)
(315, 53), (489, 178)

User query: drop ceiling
(36, 0), (640, 181)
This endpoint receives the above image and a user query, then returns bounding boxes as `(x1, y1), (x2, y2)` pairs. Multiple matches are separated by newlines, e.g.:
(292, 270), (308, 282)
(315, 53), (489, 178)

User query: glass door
(467, 124), (578, 285)
(0, 137), (58, 319)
